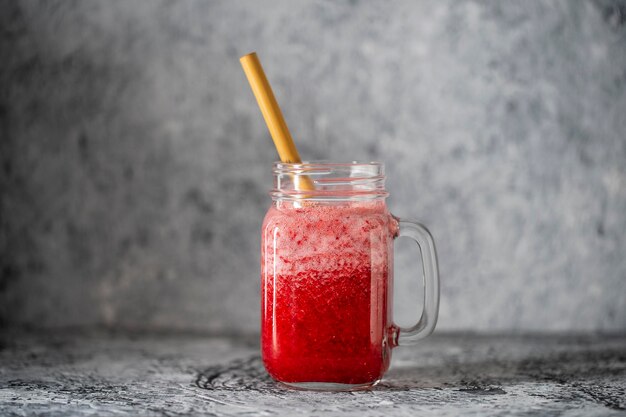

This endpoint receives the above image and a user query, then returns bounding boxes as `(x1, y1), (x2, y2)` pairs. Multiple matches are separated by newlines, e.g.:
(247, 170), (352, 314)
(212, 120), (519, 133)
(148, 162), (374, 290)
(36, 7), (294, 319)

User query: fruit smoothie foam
(261, 200), (396, 385)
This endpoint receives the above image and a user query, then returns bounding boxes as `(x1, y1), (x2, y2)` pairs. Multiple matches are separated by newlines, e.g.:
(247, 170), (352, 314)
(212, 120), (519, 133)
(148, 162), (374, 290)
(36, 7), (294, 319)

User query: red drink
(261, 200), (396, 387)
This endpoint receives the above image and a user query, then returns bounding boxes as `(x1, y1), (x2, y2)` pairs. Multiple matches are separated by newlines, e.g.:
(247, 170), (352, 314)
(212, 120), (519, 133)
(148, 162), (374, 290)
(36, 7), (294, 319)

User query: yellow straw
(240, 52), (314, 191)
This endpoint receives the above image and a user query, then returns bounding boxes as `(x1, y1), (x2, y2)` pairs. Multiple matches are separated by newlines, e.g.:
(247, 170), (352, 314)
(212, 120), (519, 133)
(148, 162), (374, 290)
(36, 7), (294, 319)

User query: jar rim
(273, 160), (384, 170)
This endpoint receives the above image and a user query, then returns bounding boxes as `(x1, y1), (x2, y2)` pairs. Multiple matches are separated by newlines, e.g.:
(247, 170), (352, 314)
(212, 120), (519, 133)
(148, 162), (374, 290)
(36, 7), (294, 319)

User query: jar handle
(392, 218), (440, 346)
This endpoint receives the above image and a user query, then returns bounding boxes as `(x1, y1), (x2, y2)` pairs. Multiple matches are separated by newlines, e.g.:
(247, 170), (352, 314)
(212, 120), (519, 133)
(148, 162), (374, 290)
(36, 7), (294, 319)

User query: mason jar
(261, 161), (440, 391)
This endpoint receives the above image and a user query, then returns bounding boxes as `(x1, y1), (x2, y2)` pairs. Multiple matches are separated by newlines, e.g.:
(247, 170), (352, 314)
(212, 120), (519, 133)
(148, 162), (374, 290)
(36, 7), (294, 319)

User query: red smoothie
(261, 200), (396, 386)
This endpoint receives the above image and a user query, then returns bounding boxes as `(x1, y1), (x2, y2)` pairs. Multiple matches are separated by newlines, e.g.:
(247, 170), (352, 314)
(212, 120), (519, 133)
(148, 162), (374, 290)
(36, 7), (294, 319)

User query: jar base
(278, 380), (380, 392)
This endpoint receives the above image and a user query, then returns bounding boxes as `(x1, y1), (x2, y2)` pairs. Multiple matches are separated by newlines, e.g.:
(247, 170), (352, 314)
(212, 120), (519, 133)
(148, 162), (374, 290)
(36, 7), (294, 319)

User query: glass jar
(261, 161), (439, 391)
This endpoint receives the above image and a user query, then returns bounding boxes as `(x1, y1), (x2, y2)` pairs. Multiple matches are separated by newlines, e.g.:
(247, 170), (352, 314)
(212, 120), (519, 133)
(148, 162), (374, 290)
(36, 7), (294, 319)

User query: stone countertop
(0, 331), (624, 416)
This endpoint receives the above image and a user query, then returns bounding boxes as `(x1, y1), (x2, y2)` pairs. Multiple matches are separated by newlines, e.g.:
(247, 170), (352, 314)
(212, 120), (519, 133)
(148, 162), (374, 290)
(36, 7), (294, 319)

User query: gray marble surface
(0, 330), (625, 416)
(1, 1), (626, 333)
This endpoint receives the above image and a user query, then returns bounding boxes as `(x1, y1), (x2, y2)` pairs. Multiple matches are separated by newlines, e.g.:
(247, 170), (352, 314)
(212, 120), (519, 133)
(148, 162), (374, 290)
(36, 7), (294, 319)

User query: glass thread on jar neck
(271, 161), (389, 202)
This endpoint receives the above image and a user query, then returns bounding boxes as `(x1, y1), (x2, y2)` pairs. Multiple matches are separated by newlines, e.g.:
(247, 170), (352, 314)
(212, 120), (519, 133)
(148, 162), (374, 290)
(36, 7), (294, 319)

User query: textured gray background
(1, 0), (625, 333)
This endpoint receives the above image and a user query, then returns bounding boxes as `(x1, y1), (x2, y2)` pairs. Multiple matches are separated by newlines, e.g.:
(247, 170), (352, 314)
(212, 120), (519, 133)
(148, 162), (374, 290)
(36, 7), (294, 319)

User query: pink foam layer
(262, 201), (394, 276)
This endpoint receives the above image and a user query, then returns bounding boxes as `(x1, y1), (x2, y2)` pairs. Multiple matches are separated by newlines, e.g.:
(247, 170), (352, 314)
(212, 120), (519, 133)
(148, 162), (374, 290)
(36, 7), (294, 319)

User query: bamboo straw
(240, 52), (314, 191)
